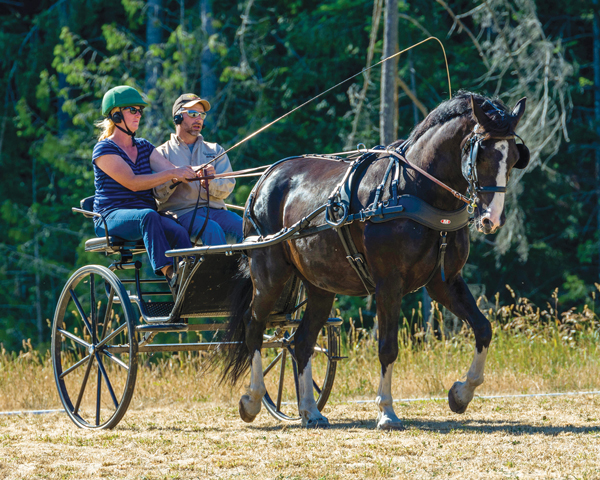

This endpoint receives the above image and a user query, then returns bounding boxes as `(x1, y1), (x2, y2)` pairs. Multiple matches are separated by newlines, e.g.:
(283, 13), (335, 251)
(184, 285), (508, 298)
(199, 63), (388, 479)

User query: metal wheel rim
(51, 265), (138, 429)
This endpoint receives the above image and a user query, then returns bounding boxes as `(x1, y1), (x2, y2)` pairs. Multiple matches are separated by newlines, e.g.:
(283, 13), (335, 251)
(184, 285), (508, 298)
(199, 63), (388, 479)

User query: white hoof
(239, 394), (261, 423)
(377, 412), (405, 431)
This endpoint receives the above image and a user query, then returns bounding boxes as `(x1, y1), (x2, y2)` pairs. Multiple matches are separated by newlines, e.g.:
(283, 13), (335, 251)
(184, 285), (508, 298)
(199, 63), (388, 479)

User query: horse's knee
(474, 318), (492, 350)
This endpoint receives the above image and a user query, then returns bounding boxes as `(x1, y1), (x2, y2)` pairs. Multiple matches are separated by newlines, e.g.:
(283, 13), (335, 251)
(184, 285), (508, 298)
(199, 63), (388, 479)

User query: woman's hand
(170, 165), (197, 184)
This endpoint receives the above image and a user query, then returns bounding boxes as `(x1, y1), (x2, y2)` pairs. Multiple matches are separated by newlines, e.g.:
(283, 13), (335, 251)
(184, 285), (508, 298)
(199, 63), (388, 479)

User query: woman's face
(113, 106), (144, 132)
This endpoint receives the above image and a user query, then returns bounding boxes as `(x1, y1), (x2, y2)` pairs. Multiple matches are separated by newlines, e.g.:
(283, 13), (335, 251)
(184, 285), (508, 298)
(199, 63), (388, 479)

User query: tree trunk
(32, 157), (43, 346)
(57, 0), (69, 130)
(200, 0), (219, 124)
(594, 0), (600, 280)
(145, 0), (163, 92)
(380, 0), (398, 145)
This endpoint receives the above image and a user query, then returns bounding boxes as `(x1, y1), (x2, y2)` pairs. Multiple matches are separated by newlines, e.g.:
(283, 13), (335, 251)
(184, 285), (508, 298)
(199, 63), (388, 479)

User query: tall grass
(3, 287), (600, 411)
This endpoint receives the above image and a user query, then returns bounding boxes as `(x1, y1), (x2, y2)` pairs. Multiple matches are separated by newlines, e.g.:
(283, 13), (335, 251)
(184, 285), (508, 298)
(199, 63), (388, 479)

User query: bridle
(462, 127), (516, 212)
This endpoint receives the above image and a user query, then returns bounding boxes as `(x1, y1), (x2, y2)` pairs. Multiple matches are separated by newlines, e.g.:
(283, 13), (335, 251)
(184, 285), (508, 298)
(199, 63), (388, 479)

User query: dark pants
(95, 208), (192, 274)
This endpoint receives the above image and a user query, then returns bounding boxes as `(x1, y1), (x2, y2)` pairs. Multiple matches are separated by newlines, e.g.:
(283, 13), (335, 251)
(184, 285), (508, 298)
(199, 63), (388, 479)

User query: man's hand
(198, 164), (216, 191)
(200, 164), (216, 177)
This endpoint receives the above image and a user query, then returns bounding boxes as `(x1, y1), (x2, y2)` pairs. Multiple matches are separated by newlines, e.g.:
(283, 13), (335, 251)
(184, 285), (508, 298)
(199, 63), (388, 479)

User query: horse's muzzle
(478, 216), (503, 235)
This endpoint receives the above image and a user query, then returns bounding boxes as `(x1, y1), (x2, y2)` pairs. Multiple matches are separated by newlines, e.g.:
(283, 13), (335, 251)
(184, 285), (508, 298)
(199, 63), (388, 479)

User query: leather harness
(244, 128), (520, 296)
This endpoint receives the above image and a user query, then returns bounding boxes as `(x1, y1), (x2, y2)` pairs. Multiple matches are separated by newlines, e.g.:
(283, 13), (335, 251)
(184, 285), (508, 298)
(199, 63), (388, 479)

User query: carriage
(52, 93), (530, 431)
(51, 195), (344, 429)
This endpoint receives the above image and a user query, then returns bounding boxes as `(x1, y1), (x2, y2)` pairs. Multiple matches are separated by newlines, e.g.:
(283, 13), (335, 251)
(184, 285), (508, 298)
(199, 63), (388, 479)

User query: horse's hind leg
(239, 248), (293, 423)
(293, 284), (335, 428)
(426, 274), (492, 414)
(375, 282), (405, 430)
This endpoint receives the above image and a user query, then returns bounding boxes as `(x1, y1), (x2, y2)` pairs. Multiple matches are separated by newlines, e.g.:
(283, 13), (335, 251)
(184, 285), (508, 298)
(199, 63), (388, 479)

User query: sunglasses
(182, 110), (207, 119)
(122, 106), (144, 115)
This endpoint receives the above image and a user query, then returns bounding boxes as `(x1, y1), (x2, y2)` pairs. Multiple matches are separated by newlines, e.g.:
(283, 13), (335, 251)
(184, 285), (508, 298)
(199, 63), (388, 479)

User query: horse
(220, 92), (529, 429)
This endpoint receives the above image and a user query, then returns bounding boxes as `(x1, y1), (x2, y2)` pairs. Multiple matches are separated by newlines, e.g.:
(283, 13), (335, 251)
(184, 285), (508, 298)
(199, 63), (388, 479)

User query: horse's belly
(287, 233), (369, 296)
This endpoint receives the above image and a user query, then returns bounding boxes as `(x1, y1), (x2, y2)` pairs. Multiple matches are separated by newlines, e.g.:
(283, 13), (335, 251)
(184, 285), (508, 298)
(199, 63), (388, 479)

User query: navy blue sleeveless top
(92, 137), (157, 223)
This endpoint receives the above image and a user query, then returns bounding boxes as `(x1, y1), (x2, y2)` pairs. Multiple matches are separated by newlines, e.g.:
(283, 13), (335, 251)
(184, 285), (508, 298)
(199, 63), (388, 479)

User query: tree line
(0, 0), (595, 350)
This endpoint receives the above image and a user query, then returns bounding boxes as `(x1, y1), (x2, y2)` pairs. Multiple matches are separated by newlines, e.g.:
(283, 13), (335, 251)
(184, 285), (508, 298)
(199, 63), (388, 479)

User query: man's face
(179, 103), (206, 138)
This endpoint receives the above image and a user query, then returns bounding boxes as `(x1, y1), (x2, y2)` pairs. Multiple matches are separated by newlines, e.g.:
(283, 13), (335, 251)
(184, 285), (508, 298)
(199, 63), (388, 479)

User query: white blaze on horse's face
(478, 140), (509, 234)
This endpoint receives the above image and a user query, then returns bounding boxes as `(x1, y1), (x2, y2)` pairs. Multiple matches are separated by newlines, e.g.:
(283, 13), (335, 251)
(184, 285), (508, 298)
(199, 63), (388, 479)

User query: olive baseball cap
(172, 93), (211, 117)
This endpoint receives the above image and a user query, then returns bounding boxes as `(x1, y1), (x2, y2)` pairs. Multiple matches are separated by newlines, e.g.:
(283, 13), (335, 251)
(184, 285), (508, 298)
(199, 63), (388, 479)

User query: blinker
(514, 143), (530, 169)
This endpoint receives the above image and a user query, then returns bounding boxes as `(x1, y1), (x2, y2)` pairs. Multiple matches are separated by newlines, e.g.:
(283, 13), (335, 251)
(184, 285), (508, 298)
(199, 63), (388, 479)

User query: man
(153, 93), (243, 245)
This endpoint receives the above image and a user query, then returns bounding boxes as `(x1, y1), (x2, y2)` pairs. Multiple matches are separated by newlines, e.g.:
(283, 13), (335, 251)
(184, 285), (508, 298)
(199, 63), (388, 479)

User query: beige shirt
(153, 134), (236, 216)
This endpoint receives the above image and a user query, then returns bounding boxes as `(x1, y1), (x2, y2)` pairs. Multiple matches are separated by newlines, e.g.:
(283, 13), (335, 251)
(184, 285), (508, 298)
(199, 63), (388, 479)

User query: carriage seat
(78, 196), (239, 255)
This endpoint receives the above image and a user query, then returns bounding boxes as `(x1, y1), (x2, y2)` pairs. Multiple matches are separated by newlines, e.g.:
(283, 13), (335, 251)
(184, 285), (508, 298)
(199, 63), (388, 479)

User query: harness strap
(335, 225), (376, 295)
(420, 231), (448, 289)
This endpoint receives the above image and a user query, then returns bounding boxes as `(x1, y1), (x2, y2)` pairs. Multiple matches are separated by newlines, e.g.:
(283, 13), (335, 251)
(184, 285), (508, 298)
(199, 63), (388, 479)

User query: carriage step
(331, 356), (348, 361)
(136, 323), (189, 332)
(326, 317), (343, 327)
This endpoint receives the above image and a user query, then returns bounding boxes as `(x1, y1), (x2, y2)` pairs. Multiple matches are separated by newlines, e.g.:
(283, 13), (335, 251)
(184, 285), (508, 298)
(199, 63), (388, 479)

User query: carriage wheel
(261, 286), (340, 422)
(52, 265), (138, 429)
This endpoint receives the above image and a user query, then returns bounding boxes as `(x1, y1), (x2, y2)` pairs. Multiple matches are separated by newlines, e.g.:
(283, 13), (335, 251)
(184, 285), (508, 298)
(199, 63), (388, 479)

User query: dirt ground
(1, 395), (600, 479)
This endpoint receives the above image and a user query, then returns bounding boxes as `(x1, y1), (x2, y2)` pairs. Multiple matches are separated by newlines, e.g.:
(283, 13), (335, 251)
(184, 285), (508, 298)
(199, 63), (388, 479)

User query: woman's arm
(95, 154), (197, 192)
(149, 148), (178, 173)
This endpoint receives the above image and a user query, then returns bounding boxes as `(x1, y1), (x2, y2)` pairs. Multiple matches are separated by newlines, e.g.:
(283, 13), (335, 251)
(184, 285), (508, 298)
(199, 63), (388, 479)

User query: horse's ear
(470, 95), (490, 128)
(510, 97), (527, 130)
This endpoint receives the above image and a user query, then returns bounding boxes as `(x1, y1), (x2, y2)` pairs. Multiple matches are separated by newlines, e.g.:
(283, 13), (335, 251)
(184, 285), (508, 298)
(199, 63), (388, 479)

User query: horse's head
(463, 95), (529, 234)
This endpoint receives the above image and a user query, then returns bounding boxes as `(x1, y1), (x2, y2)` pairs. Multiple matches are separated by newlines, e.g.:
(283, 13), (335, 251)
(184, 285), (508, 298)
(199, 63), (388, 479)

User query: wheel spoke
(57, 328), (91, 350)
(96, 353), (119, 409)
(101, 350), (129, 371)
(263, 351), (283, 377)
(60, 353), (92, 379)
(100, 286), (115, 342)
(96, 366), (102, 426)
(276, 348), (287, 412)
(90, 273), (97, 343)
(69, 289), (94, 337)
(312, 379), (322, 396)
(287, 345), (300, 406)
(96, 322), (128, 350)
(73, 355), (94, 415)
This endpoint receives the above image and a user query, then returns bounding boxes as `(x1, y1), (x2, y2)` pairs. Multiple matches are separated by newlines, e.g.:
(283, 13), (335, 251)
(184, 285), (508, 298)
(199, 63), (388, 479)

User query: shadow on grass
(231, 418), (600, 435)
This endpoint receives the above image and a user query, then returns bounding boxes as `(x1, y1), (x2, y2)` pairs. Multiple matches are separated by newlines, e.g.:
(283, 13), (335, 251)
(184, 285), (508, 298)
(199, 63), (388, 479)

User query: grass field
(1, 293), (600, 478)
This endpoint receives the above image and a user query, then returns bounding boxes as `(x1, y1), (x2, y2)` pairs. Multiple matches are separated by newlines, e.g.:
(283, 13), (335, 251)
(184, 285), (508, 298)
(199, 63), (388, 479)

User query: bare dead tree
(380, 0), (398, 146)
(445, 0), (573, 263)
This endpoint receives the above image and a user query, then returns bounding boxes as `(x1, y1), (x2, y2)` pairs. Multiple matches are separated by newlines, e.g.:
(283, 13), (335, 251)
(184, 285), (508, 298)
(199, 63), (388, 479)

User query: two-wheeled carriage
(51, 197), (343, 429)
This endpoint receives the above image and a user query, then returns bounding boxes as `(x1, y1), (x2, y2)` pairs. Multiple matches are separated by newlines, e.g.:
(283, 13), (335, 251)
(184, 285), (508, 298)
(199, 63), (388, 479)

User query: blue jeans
(95, 209), (192, 274)
(178, 208), (243, 246)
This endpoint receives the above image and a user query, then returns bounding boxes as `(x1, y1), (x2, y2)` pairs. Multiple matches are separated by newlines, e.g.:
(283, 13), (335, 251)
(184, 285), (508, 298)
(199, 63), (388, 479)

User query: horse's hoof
(302, 417), (330, 429)
(377, 419), (405, 431)
(239, 398), (257, 423)
(448, 384), (469, 414)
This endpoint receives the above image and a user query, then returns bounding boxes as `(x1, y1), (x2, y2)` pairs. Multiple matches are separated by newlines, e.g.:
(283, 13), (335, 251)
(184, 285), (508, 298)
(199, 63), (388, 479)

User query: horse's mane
(407, 91), (512, 146)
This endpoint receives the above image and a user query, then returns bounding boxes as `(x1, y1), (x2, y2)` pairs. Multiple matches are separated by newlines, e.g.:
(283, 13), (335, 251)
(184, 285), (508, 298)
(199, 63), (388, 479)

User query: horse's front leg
(294, 286), (335, 428)
(426, 274), (492, 414)
(375, 284), (405, 430)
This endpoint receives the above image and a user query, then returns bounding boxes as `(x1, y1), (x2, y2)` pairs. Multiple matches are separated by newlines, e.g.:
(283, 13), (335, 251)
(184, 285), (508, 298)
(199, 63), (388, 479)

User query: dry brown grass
(1, 396), (600, 479)
(2, 294), (600, 478)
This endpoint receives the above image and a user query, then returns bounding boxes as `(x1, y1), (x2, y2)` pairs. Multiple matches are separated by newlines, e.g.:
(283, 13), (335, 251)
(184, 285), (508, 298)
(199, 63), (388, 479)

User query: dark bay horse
(221, 93), (528, 429)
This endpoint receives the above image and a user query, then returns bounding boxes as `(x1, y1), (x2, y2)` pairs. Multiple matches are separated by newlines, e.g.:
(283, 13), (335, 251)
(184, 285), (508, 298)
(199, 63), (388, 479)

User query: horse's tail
(219, 255), (253, 385)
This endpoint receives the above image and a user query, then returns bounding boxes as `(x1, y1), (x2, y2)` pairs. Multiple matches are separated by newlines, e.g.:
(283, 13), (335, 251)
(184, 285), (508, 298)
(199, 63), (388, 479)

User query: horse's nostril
(482, 218), (492, 227)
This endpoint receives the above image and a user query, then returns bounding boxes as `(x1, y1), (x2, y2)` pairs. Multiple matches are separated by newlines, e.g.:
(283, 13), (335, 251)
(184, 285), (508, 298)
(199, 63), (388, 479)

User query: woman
(92, 85), (197, 294)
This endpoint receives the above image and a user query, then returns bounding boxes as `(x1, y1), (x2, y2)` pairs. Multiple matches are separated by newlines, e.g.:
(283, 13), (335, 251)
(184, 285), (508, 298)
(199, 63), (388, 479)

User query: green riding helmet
(101, 86), (149, 116)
